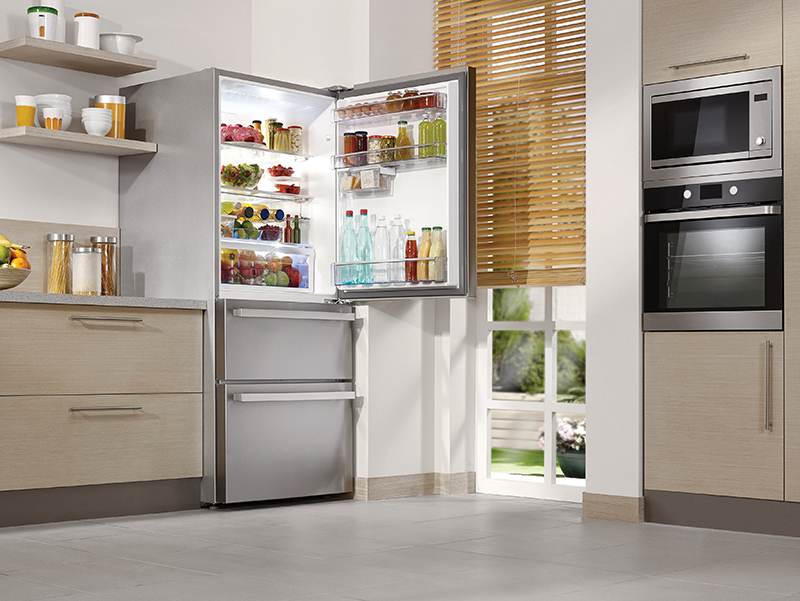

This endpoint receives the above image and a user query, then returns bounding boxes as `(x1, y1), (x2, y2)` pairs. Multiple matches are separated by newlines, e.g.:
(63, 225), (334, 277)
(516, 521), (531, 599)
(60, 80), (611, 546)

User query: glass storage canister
(354, 131), (368, 166)
(72, 246), (102, 296)
(47, 233), (73, 294)
(90, 235), (117, 296)
(266, 118), (279, 149)
(288, 125), (303, 154)
(368, 135), (383, 164)
(274, 128), (291, 152)
(380, 135), (396, 162)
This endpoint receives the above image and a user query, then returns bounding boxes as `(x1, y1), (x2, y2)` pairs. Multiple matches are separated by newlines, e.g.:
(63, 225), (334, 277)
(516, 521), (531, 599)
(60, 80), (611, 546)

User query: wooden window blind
(435, 0), (586, 287)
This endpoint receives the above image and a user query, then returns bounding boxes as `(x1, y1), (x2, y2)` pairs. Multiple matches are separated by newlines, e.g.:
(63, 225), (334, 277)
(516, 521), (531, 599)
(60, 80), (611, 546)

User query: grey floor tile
(0, 539), (99, 573)
(0, 522), (125, 544)
(0, 573), (83, 601)
(561, 575), (790, 600)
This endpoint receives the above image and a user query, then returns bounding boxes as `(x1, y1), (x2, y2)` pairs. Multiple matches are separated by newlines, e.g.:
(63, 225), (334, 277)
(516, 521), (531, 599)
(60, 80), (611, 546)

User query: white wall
(0, 0), (251, 228)
(585, 0), (643, 499)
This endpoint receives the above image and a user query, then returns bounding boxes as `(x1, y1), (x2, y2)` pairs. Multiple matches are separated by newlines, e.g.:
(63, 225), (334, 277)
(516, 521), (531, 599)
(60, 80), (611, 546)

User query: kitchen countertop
(0, 290), (206, 311)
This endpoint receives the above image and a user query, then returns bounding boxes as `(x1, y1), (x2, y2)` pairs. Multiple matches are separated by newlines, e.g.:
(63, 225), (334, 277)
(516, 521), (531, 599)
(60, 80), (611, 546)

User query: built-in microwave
(644, 66), (781, 182)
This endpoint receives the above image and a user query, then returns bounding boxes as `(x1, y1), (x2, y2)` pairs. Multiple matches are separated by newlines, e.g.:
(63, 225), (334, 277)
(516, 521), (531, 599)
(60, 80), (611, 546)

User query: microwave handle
(669, 54), (749, 70)
(644, 205), (781, 223)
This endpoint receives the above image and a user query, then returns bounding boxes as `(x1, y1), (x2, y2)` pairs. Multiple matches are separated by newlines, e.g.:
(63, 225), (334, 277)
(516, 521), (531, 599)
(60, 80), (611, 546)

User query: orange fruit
(10, 257), (30, 269)
(9, 248), (26, 260)
(280, 255), (293, 267)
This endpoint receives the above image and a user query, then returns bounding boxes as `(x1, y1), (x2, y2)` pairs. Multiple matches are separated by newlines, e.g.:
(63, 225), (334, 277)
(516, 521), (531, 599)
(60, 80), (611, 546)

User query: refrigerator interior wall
(217, 75), (338, 302)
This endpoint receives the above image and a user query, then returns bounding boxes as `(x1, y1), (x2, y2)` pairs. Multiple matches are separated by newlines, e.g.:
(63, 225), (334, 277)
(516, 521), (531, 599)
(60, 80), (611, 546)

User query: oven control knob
(683, 190), (692, 199)
(730, 185), (739, 196)
(755, 136), (766, 146)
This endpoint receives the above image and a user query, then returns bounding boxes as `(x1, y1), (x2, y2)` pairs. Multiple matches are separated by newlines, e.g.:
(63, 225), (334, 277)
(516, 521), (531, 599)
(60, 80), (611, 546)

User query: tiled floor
(3, 494), (800, 600)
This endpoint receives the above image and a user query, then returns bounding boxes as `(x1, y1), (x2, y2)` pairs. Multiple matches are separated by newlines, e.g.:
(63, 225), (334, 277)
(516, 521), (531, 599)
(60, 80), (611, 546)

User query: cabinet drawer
(0, 304), (202, 396)
(0, 393), (202, 491)
(643, 0), (782, 85)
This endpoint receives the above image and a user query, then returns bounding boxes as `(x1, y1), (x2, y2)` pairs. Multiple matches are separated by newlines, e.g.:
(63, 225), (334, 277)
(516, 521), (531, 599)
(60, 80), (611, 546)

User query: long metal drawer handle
(232, 391), (356, 403)
(231, 308), (354, 322)
(766, 340), (772, 431)
(70, 406), (143, 412)
(70, 316), (144, 322)
(644, 205), (781, 223)
(669, 53), (749, 69)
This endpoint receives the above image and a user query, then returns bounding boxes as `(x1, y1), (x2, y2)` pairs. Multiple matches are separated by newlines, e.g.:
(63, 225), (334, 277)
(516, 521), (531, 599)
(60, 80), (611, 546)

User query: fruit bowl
(259, 224), (282, 241)
(0, 267), (30, 290)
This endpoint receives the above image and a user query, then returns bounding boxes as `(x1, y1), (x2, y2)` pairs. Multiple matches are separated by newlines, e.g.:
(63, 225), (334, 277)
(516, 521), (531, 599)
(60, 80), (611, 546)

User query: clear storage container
(90, 235), (117, 296)
(72, 246), (101, 296)
(46, 233), (73, 294)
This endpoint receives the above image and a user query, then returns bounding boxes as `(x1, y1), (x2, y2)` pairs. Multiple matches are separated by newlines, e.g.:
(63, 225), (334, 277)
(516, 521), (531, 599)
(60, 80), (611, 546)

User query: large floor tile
(0, 539), (98, 573)
(561, 575), (789, 600)
(0, 573), (83, 601)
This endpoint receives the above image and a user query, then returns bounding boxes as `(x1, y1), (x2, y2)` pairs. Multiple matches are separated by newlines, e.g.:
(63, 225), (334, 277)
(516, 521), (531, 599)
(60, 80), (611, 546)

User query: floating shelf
(0, 127), (157, 156)
(0, 36), (156, 77)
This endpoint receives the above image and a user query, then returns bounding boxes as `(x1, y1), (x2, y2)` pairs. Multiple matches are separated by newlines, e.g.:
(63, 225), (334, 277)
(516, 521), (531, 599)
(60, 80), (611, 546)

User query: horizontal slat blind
(435, 0), (586, 287)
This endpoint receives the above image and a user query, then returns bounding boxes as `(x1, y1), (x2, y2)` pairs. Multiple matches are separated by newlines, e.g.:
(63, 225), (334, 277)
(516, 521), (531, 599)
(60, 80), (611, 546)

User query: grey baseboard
(0, 478), (201, 527)
(645, 489), (800, 536)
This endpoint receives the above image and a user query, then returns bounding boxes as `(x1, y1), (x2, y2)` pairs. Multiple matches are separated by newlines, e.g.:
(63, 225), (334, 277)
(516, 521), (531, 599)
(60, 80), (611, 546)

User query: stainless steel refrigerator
(119, 66), (475, 504)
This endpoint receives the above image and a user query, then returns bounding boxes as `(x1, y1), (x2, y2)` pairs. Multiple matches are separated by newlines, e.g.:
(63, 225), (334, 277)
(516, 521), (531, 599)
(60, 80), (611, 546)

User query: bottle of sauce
(395, 120), (413, 160)
(251, 120), (264, 144)
(417, 227), (431, 280)
(292, 215), (301, 244)
(418, 114), (433, 158)
(405, 231), (418, 282)
(433, 113), (446, 157)
(429, 226), (446, 281)
(284, 215), (293, 243)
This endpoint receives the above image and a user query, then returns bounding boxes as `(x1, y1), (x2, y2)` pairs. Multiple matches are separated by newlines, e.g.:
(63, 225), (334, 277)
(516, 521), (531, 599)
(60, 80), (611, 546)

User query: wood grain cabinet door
(642, 0), (783, 85)
(644, 331), (784, 500)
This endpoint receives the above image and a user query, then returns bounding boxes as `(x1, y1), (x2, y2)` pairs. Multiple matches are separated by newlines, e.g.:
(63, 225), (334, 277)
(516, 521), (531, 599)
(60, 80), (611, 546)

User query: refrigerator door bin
(216, 299), (354, 382)
(216, 381), (354, 504)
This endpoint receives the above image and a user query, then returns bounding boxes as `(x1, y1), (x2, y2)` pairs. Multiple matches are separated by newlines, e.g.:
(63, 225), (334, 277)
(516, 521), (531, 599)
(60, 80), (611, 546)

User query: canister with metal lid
(93, 94), (126, 139)
(72, 247), (102, 296)
(47, 233), (73, 294)
(90, 235), (117, 296)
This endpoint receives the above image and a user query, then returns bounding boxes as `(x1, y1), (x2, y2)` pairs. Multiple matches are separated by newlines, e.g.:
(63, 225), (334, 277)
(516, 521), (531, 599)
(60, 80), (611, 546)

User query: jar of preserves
(380, 135), (396, 162)
(401, 89), (421, 111)
(266, 118), (278, 149)
(274, 128), (290, 152)
(354, 131), (368, 166)
(386, 91), (403, 113)
(343, 132), (357, 166)
(368, 135), (383, 164)
(47, 233), (73, 294)
(90, 235), (117, 296)
(288, 125), (303, 154)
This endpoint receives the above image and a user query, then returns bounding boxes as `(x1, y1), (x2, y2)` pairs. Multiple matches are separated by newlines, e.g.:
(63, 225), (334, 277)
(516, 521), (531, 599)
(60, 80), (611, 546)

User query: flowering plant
(539, 418), (586, 452)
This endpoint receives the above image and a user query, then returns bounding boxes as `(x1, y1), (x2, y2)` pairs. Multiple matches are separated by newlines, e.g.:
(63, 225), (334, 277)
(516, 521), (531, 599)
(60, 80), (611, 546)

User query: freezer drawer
(216, 299), (354, 381)
(216, 382), (354, 504)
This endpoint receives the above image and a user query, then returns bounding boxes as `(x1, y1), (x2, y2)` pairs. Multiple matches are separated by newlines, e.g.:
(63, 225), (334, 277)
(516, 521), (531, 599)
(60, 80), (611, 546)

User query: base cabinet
(644, 331), (784, 500)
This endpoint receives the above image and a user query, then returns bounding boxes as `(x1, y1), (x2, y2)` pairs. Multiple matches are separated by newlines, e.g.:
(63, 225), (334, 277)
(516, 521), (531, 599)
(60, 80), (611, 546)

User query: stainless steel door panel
(217, 383), (354, 504)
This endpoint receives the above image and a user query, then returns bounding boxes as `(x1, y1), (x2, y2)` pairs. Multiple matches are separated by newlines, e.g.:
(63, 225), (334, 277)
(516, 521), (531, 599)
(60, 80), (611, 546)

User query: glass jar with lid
(47, 233), (73, 294)
(90, 235), (117, 296)
(72, 246), (102, 296)
(274, 128), (291, 152)
(288, 126), (303, 154)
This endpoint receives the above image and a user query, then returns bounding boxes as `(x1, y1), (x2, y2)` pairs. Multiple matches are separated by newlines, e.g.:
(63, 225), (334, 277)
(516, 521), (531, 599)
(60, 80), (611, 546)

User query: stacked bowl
(35, 94), (72, 130)
(81, 107), (112, 136)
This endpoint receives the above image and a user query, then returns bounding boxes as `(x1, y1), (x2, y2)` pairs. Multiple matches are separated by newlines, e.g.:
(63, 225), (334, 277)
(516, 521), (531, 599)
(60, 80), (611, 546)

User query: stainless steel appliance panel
(216, 382), (354, 504)
(216, 299), (353, 382)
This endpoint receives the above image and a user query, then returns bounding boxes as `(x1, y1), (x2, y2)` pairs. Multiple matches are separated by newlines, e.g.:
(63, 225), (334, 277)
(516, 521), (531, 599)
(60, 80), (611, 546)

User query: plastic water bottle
(373, 215), (389, 283)
(340, 210), (357, 285)
(356, 209), (373, 284)
(389, 214), (405, 282)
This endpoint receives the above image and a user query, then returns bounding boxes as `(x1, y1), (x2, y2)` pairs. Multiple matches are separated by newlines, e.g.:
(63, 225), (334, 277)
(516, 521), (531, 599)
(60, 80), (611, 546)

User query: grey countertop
(0, 290), (206, 311)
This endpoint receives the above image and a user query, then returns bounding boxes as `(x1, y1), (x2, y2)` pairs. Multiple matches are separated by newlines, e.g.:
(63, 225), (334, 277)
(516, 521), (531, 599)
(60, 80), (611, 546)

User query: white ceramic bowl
(82, 118), (112, 137)
(81, 107), (112, 119)
(35, 93), (72, 105)
(99, 33), (142, 55)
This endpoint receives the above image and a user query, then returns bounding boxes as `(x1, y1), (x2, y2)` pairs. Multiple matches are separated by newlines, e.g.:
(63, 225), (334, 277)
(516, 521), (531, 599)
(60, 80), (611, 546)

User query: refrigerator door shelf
(333, 91), (447, 123)
(332, 257), (447, 287)
(332, 145), (446, 170)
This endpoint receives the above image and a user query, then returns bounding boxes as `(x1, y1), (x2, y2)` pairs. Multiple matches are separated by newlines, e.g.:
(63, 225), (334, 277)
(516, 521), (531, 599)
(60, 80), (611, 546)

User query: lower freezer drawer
(216, 383), (354, 504)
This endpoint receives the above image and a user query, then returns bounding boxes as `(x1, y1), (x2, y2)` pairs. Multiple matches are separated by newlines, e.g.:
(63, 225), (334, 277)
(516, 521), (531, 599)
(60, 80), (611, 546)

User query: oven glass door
(644, 214), (782, 314)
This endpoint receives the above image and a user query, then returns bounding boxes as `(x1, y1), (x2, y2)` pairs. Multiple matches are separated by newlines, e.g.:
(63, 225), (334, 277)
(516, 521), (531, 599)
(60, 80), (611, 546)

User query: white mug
(27, 6), (58, 41)
(74, 12), (100, 49)
(30, 0), (64, 42)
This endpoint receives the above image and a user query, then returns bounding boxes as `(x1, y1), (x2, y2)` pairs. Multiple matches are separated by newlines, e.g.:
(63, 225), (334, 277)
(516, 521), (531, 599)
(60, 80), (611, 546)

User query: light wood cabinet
(0, 393), (202, 491)
(644, 331), (784, 501)
(0, 303), (202, 396)
(642, 0), (783, 85)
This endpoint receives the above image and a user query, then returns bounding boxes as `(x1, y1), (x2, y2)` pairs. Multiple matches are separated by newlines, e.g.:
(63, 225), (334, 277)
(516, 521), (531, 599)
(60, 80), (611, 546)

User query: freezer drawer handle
(232, 391), (356, 403)
(231, 308), (354, 322)
(70, 405), (144, 412)
(70, 316), (144, 322)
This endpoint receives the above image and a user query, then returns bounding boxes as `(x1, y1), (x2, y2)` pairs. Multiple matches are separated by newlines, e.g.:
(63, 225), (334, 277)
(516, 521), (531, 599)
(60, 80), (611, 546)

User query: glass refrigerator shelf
(221, 141), (311, 161)
(221, 185), (314, 203)
(220, 236), (314, 252)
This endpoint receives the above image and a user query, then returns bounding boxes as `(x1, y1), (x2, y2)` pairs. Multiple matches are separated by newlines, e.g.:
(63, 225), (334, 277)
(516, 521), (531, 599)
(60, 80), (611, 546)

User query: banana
(0, 234), (29, 250)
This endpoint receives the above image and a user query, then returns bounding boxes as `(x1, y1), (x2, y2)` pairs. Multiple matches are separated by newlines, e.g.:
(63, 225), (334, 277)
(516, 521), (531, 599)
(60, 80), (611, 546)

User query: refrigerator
(119, 67), (475, 505)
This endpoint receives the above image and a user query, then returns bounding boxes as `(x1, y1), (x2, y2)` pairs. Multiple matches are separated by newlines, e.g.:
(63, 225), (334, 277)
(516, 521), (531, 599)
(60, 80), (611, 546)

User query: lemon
(0, 245), (9, 265)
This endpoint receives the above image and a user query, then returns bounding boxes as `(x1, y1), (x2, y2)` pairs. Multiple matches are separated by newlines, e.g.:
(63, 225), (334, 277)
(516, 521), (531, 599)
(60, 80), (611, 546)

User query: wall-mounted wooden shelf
(0, 127), (157, 156)
(0, 36), (156, 77)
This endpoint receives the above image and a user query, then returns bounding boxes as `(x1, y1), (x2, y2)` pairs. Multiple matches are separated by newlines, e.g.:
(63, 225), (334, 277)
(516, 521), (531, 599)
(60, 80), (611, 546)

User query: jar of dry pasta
(46, 233), (74, 294)
(90, 236), (117, 296)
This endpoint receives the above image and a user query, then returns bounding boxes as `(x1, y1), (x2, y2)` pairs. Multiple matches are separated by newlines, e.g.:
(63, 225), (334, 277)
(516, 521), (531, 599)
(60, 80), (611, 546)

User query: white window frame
(475, 287), (586, 501)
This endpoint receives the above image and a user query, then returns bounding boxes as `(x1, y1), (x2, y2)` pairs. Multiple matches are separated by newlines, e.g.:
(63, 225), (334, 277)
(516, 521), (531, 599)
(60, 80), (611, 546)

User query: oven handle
(644, 205), (781, 223)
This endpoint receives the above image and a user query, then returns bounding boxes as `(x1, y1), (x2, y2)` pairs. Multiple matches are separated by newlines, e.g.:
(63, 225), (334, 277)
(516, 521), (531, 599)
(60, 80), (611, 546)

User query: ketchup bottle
(405, 231), (418, 282)
(284, 215), (293, 243)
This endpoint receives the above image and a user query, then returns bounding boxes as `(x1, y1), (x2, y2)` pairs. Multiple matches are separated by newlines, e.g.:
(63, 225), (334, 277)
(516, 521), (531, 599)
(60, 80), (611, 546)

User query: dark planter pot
(557, 449), (585, 479)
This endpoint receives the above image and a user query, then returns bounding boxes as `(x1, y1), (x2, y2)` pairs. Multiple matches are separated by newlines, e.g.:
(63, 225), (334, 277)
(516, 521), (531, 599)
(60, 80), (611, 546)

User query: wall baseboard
(583, 492), (644, 523)
(355, 472), (476, 501)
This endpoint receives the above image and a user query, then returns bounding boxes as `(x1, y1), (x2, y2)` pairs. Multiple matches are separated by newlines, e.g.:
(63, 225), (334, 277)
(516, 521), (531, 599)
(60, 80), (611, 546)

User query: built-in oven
(644, 66), (781, 182)
(643, 172), (783, 331)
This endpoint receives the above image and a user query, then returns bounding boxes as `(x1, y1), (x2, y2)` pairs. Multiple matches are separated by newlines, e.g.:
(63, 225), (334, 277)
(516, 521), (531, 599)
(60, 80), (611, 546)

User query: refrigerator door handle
(231, 308), (355, 322)
(232, 391), (356, 403)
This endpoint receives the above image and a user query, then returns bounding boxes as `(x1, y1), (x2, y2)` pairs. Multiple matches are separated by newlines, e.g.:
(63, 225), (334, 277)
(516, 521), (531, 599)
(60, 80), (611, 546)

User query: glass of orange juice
(15, 96), (36, 127)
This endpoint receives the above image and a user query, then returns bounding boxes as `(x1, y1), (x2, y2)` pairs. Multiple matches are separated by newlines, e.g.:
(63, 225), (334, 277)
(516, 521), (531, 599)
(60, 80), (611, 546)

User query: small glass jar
(343, 132), (356, 166)
(380, 135), (396, 162)
(47, 233), (74, 294)
(368, 135), (383, 164)
(354, 131), (368, 166)
(274, 128), (290, 152)
(90, 235), (117, 296)
(288, 125), (303, 154)
(265, 118), (278, 149)
(72, 246), (102, 296)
